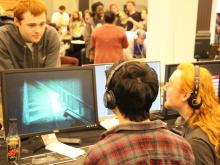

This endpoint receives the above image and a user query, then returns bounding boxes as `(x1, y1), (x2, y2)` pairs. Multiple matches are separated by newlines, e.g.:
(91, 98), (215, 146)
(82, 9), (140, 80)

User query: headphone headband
(105, 61), (131, 90)
(104, 60), (134, 109)
(194, 65), (200, 95)
(187, 65), (203, 109)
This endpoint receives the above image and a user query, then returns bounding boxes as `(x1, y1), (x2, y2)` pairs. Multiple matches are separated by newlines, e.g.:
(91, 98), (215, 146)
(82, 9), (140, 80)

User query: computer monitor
(1, 67), (98, 137)
(194, 31), (211, 60)
(163, 60), (220, 119)
(92, 61), (161, 121)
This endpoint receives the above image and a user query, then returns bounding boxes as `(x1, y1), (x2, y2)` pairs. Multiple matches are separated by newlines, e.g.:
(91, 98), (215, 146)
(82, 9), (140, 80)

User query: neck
(129, 10), (136, 15)
(114, 107), (150, 124)
(179, 106), (193, 121)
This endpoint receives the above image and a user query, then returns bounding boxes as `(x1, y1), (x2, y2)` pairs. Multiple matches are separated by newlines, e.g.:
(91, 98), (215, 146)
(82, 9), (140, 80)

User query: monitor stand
(21, 133), (81, 155)
(21, 136), (45, 154)
(42, 133), (81, 145)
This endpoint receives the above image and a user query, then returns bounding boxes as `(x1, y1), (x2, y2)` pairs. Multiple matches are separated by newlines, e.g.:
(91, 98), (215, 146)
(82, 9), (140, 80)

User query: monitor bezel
(1, 67), (99, 138)
(162, 60), (220, 119)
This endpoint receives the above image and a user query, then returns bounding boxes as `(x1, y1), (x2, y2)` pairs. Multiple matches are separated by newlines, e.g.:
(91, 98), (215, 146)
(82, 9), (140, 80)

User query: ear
(182, 92), (191, 102)
(14, 17), (20, 27)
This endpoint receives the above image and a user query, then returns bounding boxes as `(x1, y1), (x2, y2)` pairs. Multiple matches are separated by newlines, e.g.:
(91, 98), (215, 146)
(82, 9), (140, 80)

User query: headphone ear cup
(187, 93), (202, 109)
(103, 90), (116, 110)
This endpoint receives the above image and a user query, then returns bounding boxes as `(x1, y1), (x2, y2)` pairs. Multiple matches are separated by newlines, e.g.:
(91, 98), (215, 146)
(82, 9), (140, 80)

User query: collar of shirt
(101, 120), (167, 139)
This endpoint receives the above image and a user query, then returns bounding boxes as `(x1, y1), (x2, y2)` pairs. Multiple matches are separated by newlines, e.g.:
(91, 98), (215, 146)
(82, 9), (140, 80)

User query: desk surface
(0, 119), (177, 165)
(0, 128), (105, 165)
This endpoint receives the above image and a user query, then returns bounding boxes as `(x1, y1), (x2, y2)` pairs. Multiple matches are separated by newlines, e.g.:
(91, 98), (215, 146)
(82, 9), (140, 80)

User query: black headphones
(187, 65), (203, 109)
(103, 61), (130, 109)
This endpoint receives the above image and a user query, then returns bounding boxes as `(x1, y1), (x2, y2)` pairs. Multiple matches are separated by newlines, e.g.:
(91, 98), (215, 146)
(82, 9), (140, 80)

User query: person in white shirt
(51, 5), (70, 35)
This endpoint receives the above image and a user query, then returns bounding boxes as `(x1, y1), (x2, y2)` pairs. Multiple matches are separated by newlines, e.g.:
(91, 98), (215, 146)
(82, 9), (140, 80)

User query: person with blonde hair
(164, 63), (220, 165)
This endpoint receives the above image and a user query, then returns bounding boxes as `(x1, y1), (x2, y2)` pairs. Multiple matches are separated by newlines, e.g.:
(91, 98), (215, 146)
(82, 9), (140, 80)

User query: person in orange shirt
(91, 10), (128, 64)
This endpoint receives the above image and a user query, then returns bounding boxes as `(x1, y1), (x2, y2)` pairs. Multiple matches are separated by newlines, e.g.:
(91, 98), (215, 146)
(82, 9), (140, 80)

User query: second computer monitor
(94, 61), (161, 120)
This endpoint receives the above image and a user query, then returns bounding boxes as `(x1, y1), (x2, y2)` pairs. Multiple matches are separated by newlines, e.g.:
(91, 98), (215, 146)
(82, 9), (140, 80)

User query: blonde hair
(177, 63), (220, 157)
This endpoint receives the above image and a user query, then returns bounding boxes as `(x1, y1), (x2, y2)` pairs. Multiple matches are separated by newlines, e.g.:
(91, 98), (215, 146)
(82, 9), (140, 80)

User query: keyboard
(20, 152), (76, 165)
(20, 145), (91, 165)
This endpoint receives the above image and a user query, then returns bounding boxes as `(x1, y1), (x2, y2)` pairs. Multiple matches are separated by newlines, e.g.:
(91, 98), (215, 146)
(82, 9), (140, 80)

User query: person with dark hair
(91, 10), (128, 63)
(84, 60), (195, 165)
(84, 1), (104, 63)
(0, 0), (60, 70)
(59, 5), (65, 11)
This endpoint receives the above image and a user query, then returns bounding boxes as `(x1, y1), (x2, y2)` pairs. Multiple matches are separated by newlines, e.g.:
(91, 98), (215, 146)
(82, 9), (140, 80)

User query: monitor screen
(1, 67), (98, 137)
(93, 61), (161, 121)
(163, 60), (220, 119)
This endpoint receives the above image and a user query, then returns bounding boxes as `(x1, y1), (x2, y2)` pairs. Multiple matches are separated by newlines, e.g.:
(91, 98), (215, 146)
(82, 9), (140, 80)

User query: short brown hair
(14, 0), (47, 21)
(126, 0), (136, 6)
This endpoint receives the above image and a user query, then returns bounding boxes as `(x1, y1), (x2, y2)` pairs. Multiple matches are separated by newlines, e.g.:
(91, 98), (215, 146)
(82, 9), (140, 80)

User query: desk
(0, 128), (105, 165)
(0, 119), (177, 164)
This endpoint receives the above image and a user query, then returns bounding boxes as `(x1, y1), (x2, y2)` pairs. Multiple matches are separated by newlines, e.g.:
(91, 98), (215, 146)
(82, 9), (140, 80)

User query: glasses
(163, 81), (182, 91)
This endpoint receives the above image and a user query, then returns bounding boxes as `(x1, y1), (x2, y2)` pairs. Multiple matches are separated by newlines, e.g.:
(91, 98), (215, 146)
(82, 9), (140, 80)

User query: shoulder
(0, 23), (14, 33)
(117, 26), (126, 34)
(185, 127), (209, 143)
(0, 23), (17, 41)
(156, 128), (194, 155)
(52, 12), (59, 16)
(84, 141), (109, 164)
(44, 25), (59, 39)
(185, 127), (215, 164)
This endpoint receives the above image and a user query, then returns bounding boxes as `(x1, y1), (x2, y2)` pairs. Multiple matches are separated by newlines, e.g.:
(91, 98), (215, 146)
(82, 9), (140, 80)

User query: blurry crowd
(48, 1), (147, 65)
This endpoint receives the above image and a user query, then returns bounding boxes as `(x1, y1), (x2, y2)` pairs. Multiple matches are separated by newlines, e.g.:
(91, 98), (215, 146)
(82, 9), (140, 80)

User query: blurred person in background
(69, 11), (84, 40)
(51, 5), (70, 35)
(83, 10), (92, 24)
(124, 29), (146, 59)
(109, 3), (125, 27)
(84, 1), (104, 63)
(91, 10), (128, 64)
(127, 8), (147, 31)
(126, 1), (141, 31)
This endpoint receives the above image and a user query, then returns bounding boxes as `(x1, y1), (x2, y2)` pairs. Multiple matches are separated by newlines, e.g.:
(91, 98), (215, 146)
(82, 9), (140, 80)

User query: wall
(148, 0), (198, 80)
(0, 0), (17, 11)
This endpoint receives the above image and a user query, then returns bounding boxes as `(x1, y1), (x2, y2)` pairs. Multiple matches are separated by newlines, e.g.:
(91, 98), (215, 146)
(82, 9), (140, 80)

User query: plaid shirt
(84, 120), (195, 165)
